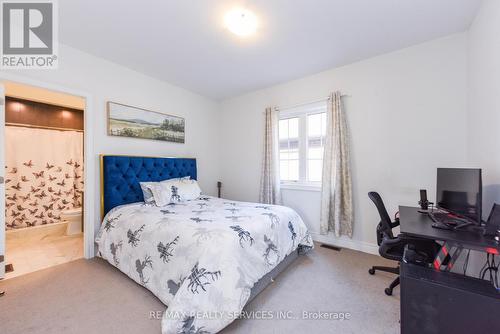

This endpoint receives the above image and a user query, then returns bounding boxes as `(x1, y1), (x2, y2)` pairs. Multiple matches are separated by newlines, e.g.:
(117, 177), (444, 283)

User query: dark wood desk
(399, 206), (500, 252)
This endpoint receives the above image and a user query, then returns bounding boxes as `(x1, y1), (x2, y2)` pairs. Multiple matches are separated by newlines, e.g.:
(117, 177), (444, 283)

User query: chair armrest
(390, 218), (400, 229)
(382, 236), (404, 248)
(379, 236), (406, 261)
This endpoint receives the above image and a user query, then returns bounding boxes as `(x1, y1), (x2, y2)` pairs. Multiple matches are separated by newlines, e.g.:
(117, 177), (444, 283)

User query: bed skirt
(246, 249), (300, 305)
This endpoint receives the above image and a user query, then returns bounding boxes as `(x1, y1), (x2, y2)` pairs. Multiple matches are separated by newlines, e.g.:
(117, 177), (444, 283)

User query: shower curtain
(5, 126), (84, 230)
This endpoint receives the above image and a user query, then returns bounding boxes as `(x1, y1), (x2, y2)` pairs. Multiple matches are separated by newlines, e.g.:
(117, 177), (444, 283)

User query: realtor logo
(1, 0), (58, 68)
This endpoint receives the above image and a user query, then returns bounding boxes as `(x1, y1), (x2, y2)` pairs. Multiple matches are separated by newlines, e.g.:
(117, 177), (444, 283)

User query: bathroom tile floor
(5, 224), (83, 279)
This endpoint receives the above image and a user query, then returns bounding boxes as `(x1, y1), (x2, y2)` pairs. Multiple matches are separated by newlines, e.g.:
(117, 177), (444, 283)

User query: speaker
(419, 189), (429, 210)
(484, 203), (500, 237)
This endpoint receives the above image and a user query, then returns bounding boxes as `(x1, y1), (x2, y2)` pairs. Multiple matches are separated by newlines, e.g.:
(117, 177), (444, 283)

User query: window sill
(281, 183), (322, 192)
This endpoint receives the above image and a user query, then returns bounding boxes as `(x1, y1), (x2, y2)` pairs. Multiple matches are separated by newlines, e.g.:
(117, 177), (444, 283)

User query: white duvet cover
(96, 196), (313, 334)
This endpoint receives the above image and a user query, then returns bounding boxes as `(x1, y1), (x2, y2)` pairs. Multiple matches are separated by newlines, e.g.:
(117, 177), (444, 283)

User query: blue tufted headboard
(100, 155), (197, 219)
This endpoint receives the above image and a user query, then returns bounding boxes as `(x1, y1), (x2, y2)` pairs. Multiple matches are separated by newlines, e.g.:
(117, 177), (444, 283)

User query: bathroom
(3, 82), (85, 279)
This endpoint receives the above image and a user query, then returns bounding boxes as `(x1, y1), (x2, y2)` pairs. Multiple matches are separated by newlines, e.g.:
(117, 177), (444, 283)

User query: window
(307, 112), (327, 182)
(279, 117), (299, 181)
(278, 102), (327, 186)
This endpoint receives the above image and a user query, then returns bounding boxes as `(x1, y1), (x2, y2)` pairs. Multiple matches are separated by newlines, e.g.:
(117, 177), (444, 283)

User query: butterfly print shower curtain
(5, 126), (84, 229)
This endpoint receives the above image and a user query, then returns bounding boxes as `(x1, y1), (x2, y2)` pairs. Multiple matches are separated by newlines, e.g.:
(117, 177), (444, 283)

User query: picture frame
(107, 101), (185, 143)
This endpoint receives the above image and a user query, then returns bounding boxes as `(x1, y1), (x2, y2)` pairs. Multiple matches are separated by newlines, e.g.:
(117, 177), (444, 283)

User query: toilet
(61, 207), (83, 235)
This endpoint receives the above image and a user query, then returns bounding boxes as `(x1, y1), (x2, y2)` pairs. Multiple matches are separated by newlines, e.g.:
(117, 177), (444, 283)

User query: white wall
(1, 44), (220, 256)
(467, 0), (500, 215)
(460, 0), (500, 277)
(219, 34), (468, 252)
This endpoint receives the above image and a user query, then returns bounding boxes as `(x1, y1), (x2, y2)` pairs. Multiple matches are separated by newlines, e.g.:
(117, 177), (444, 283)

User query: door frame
(0, 72), (96, 259)
(0, 83), (4, 278)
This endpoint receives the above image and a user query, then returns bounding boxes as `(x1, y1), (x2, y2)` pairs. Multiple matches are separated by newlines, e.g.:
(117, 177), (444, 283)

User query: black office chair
(367, 192), (439, 296)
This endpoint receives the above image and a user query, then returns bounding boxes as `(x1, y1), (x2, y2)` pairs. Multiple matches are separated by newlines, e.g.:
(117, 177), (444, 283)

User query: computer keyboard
(429, 212), (462, 224)
(428, 211), (474, 230)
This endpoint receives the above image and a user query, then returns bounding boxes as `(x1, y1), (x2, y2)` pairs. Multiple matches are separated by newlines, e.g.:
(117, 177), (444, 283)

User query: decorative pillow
(139, 182), (157, 204)
(139, 177), (190, 205)
(148, 178), (202, 207)
(147, 180), (181, 207)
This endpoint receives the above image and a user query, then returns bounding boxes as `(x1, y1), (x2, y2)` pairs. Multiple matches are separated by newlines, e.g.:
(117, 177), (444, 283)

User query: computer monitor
(436, 168), (482, 224)
(485, 203), (500, 237)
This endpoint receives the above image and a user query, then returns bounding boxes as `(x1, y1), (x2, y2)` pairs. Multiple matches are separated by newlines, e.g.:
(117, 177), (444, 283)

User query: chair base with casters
(369, 265), (400, 296)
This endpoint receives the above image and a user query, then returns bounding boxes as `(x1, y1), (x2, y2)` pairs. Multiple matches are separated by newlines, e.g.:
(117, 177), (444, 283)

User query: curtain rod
(6, 122), (84, 133)
(273, 93), (350, 112)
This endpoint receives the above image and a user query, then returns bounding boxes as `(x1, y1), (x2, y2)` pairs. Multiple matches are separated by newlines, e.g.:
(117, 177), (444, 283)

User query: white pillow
(177, 178), (202, 201)
(139, 177), (190, 205)
(148, 178), (202, 207)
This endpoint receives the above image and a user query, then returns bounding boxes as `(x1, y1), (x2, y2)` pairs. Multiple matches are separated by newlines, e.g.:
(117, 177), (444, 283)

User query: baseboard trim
(310, 232), (379, 255)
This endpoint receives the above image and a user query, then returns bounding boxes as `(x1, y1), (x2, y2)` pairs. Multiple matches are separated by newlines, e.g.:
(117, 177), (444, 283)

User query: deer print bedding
(96, 195), (313, 334)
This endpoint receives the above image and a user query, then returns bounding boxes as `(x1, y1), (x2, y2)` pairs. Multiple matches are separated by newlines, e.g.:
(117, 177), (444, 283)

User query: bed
(96, 155), (313, 334)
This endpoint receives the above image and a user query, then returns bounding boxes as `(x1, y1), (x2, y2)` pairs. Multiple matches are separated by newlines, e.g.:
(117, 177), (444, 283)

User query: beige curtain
(259, 107), (282, 205)
(320, 92), (353, 237)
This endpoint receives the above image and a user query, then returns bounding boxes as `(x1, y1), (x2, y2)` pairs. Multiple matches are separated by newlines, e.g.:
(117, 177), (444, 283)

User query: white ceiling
(60, 0), (481, 100)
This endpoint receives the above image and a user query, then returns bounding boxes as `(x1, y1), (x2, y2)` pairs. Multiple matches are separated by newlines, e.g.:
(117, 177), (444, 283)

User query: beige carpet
(0, 243), (400, 334)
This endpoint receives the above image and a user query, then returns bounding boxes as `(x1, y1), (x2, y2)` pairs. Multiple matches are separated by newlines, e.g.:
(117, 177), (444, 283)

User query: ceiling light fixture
(61, 110), (71, 118)
(12, 102), (24, 112)
(224, 8), (258, 37)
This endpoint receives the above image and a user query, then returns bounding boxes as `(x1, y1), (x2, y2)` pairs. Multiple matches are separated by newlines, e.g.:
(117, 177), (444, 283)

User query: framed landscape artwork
(107, 102), (185, 143)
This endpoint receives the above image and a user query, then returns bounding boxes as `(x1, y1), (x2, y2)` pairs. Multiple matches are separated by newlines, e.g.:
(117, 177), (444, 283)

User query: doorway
(2, 82), (86, 279)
